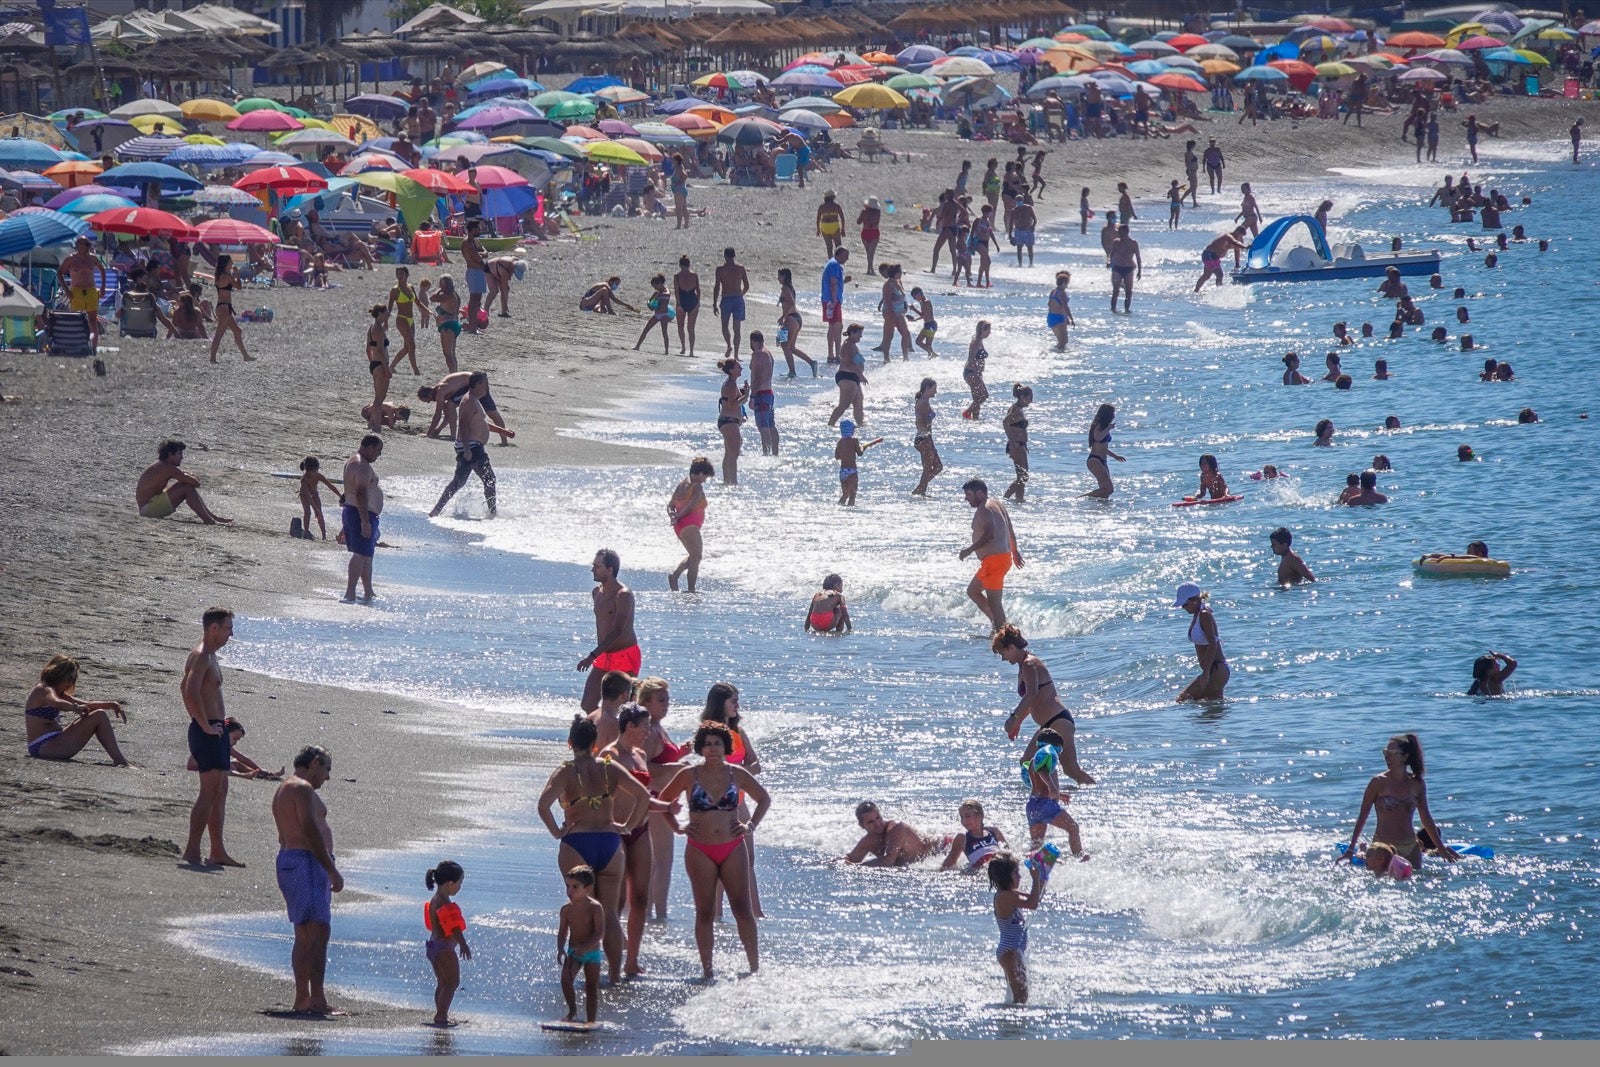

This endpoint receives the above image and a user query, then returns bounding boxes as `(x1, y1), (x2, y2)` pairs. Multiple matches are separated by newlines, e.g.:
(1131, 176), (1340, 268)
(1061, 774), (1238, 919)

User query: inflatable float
(1172, 494), (1243, 507)
(1337, 842), (1495, 865)
(1413, 554), (1511, 578)
(1233, 216), (1441, 283)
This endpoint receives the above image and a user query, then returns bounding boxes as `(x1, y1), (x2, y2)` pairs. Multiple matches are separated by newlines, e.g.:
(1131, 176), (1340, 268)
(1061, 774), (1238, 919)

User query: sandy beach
(0, 94), (1585, 1053)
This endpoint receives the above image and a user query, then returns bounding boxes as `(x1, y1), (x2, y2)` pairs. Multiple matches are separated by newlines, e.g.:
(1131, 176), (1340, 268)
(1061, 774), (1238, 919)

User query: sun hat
(866, 195), (880, 209)
(1172, 581), (1201, 607)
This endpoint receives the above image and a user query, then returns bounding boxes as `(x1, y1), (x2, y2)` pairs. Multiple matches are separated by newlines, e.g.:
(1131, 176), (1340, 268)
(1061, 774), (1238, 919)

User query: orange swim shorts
(976, 552), (1012, 592)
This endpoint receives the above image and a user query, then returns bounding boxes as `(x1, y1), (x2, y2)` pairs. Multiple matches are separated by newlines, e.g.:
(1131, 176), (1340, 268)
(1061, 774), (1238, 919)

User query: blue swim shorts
(276, 849), (332, 926)
(464, 267), (487, 295)
(1025, 795), (1064, 826)
(720, 295), (746, 321)
(751, 389), (775, 428)
(341, 505), (379, 558)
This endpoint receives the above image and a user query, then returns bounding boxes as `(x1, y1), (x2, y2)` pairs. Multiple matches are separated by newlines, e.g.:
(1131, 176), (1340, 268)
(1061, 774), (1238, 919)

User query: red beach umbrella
(1386, 31), (1447, 49)
(226, 110), (304, 132)
(86, 206), (199, 240)
(464, 164), (527, 188)
(1267, 59), (1319, 90)
(402, 167), (474, 194)
(1149, 72), (1209, 93)
(195, 218), (279, 245)
(233, 165), (327, 194)
(1170, 34), (1209, 51)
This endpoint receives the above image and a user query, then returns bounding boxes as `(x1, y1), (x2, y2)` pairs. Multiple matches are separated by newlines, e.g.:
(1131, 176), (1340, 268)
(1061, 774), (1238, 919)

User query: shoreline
(1, 96), (1589, 1053)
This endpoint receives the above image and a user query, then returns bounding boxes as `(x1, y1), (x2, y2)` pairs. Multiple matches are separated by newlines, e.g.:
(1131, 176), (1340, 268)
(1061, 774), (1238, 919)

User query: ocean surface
(127, 141), (1600, 1054)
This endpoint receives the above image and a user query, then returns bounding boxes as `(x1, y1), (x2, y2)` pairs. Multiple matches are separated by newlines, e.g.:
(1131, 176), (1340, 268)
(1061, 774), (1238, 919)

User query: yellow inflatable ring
(1413, 554), (1511, 577)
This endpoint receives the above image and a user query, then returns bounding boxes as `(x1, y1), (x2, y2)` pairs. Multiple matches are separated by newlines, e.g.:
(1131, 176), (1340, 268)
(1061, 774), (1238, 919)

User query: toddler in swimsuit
(805, 573), (853, 634)
(833, 420), (882, 506)
(423, 860), (472, 1026)
(296, 456), (341, 540)
(989, 851), (1049, 1003)
(1023, 728), (1088, 859)
(557, 864), (605, 1023)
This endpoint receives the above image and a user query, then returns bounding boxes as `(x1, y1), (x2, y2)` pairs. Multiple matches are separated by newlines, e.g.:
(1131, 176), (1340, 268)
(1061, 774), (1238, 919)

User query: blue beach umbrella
(115, 134), (188, 161)
(0, 169), (60, 191)
(0, 138), (66, 170)
(780, 96), (843, 113)
(58, 192), (139, 216)
(1127, 59), (1172, 76)
(0, 208), (91, 256)
(897, 45), (946, 66)
(567, 75), (623, 94)
(97, 161), (204, 190)
(163, 143), (261, 166)
(1236, 65), (1290, 82)
(343, 94), (410, 120)
(1256, 41), (1300, 62)
(771, 70), (842, 92)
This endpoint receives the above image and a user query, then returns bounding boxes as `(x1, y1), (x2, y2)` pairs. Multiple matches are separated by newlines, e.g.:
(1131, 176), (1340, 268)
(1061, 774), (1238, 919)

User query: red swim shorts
(821, 300), (842, 324)
(593, 644), (642, 675)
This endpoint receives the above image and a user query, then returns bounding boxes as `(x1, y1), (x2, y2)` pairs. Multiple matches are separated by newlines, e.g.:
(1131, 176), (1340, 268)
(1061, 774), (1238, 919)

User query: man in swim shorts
(578, 548), (640, 712)
(459, 219), (487, 332)
(272, 745), (344, 1015)
(958, 478), (1023, 632)
(1194, 226), (1250, 292)
(820, 247), (849, 364)
(181, 607), (243, 867)
(712, 246), (749, 358)
(428, 372), (503, 519)
(59, 236), (106, 347)
(1108, 225), (1141, 313)
(341, 434), (384, 602)
(135, 439), (231, 524)
(843, 801), (946, 867)
(747, 330), (779, 455)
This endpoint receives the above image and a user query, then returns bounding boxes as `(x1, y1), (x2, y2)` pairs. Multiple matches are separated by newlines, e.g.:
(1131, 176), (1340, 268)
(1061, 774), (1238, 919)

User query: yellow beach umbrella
(296, 116), (335, 132)
(832, 83), (909, 110)
(1445, 22), (1489, 45)
(180, 98), (240, 122)
(328, 114), (380, 142)
(1316, 62), (1358, 77)
(128, 113), (184, 134)
(1040, 46), (1101, 73)
(1200, 58), (1241, 76)
(1509, 49), (1549, 65)
(581, 140), (648, 166)
(183, 134), (228, 145)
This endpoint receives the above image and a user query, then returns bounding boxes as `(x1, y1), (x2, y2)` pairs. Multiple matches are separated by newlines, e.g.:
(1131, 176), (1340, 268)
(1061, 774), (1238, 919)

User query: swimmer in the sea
(1322, 352), (1342, 383)
(1332, 322), (1353, 346)
(1467, 652), (1516, 696)
(1314, 419), (1334, 447)
(804, 574), (852, 634)
(1374, 359), (1391, 380)
(1343, 469), (1388, 506)
(1282, 351), (1311, 385)
(843, 801), (945, 867)
(1337, 472), (1360, 505)
(1193, 453), (1228, 500)
(939, 799), (1008, 872)
(1270, 527), (1315, 585)
(1372, 454), (1392, 471)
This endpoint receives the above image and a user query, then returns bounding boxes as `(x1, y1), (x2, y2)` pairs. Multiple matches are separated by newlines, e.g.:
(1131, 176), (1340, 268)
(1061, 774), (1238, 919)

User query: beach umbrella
(340, 153), (402, 174)
(1236, 65), (1290, 82)
(885, 72), (941, 92)
(467, 78), (530, 100)
(828, 66), (882, 86)
(519, 136), (588, 158)
(780, 96), (844, 114)
(42, 183), (119, 208)
(234, 165), (326, 194)
(1062, 24), (1111, 41)
(1297, 35), (1343, 56)
(546, 99), (598, 121)
(125, 114), (185, 135)
(1484, 48), (1548, 65)
(49, 107), (106, 121)
(180, 98), (241, 123)
(1200, 59), (1242, 76)
(595, 86), (650, 105)
(192, 184), (268, 207)
(1398, 67), (1449, 83)
(693, 72), (748, 91)
(401, 167), (474, 194)
(771, 70), (842, 92)
(163, 143), (261, 166)
(597, 119), (640, 138)
(276, 129), (358, 151)
(612, 137), (662, 163)
(327, 114), (382, 143)
(1019, 37), (1059, 51)
(1163, 55), (1204, 71)
(0, 170), (68, 192)
(58, 192), (138, 216)
(560, 125), (607, 142)
(233, 98), (288, 114)
(1475, 12), (1522, 34)
(1418, 49), (1476, 67)
(87, 206), (197, 240)
(896, 45), (947, 66)
(686, 104), (739, 126)
(621, 125), (688, 149)
(663, 114), (720, 136)
(1131, 40), (1180, 56)
(1149, 72), (1209, 93)
(1127, 59), (1172, 77)
(832, 83), (910, 111)
(927, 56), (996, 78)
(714, 118), (774, 147)
(531, 90), (585, 109)
(0, 138), (65, 170)
(458, 60), (510, 84)
(430, 143), (521, 165)
(115, 134), (188, 161)
(460, 164), (525, 189)
(246, 151), (302, 166)
(229, 111), (303, 133)
(1039, 47), (1102, 73)
(97, 161), (203, 190)
(778, 109), (832, 133)
(42, 159), (103, 187)
(0, 208), (90, 256)
(195, 218), (279, 246)
(1217, 35), (1259, 52)
(455, 99), (542, 122)
(1169, 33), (1208, 51)
(566, 75), (624, 94)
(1535, 27), (1578, 42)
(653, 96), (715, 115)
(110, 98), (184, 120)
(454, 106), (538, 131)
(1023, 75), (1081, 99)
(1454, 35), (1506, 50)
(343, 93), (410, 120)
(791, 51), (865, 69)
(1387, 31), (1448, 49)
(1316, 62), (1359, 78)
(581, 140), (648, 166)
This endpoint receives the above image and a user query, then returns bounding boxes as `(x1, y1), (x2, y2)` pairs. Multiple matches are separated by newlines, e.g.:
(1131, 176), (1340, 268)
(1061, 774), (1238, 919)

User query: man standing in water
(1194, 226), (1251, 292)
(958, 478), (1023, 632)
(1108, 225), (1142, 313)
(1572, 118), (1583, 165)
(429, 372), (504, 519)
(341, 434), (383, 603)
(748, 331), (779, 455)
(1183, 140), (1200, 207)
(272, 745), (344, 1016)
(821, 247), (849, 364)
(713, 246), (749, 358)
(181, 607), (243, 868)
(577, 548), (639, 713)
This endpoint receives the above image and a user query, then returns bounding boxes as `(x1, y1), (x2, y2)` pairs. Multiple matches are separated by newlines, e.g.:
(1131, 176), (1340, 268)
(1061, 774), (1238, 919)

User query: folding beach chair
(274, 247), (305, 287)
(47, 311), (94, 356)
(411, 230), (445, 264)
(118, 292), (159, 338)
(22, 267), (58, 306)
(2, 316), (40, 351)
(95, 269), (122, 314)
(773, 154), (798, 183)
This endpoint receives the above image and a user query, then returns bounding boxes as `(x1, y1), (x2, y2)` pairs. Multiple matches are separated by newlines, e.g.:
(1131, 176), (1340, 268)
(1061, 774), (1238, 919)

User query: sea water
(127, 142), (1600, 1054)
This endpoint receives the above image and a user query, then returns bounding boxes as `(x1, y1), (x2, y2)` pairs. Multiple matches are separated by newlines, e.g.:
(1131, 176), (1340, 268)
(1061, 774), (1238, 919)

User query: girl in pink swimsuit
(667, 457), (714, 592)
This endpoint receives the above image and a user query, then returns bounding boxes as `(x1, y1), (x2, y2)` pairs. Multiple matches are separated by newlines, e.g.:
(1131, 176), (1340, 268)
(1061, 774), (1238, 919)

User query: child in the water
(833, 420), (882, 506)
(1023, 728), (1088, 858)
(558, 864), (604, 1023)
(941, 798), (1008, 871)
(1359, 841), (1414, 880)
(424, 860), (472, 1027)
(989, 851), (1049, 1004)
(804, 573), (853, 634)
(1193, 453), (1229, 500)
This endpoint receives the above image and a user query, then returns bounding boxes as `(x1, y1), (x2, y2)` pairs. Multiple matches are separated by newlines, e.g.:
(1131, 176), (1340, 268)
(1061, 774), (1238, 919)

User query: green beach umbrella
(531, 90), (584, 109)
(545, 98), (597, 120)
(520, 136), (585, 159)
(234, 98), (287, 114)
(886, 73), (941, 91)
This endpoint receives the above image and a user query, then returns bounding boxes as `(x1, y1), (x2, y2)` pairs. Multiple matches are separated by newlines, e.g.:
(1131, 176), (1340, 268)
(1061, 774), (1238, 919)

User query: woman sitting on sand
(655, 721), (770, 981)
(24, 655), (131, 766)
(537, 714), (653, 985)
(1172, 582), (1229, 702)
(166, 291), (207, 340)
(1337, 733), (1461, 870)
(667, 456), (714, 593)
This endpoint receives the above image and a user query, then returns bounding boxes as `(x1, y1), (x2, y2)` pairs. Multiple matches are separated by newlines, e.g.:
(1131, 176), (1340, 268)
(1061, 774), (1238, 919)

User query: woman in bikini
(600, 703), (675, 976)
(828, 324), (867, 429)
(537, 714), (653, 985)
(364, 303), (392, 432)
(207, 255), (253, 364)
(992, 625), (1094, 785)
(875, 263), (913, 362)
(667, 456), (714, 592)
(432, 276), (461, 373)
(1337, 733), (1461, 869)
(857, 196), (882, 276)
(669, 152), (690, 229)
(961, 320), (991, 419)
(912, 377), (943, 496)
(1084, 402), (1124, 498)
(702, 682), (765, 917)
(24, 654), (130, 766)
(776, 268), (815, 377)
(655, 721), (770, 980)
(674, 255), (700, 356)
(1002, 384), (1032, 503)
(388, 266), (421, 375)
(640, 677), (685, 920)
(815, 191), (846, 258)
(1172, 582), (1229, 702)
(716, 357), (747, 486)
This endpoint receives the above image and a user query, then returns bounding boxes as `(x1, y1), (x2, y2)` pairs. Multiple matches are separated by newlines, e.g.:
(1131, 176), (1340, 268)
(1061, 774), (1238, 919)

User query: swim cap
(839, 420), (856, 437)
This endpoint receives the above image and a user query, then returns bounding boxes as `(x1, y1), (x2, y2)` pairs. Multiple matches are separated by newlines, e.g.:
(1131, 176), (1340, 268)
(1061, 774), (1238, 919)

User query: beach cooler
(47, 311), (94, 356)
(274, 248), (305, 287)
(118, 292), (159, 337)
(411, 230), (444, 264)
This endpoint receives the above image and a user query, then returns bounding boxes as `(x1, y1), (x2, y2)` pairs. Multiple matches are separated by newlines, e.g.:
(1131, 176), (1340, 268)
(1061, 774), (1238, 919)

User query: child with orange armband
(424, 860), (472, 1027)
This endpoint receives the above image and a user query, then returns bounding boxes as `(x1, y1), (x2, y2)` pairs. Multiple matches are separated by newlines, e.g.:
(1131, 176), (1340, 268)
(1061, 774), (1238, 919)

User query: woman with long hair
(639, 677), (686, 920)
(1002, 384), (1032, 502)
(776, 267), (815, 377)
(912, 377), (943, 496)
(1084, 403), (1124, 498)
(1337, 733), (1461, 868)
(702, 681), (765, 917)
(208, 255), (253, 364)
(961, 321), (991, 419)
(600, 703), (673, 976)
